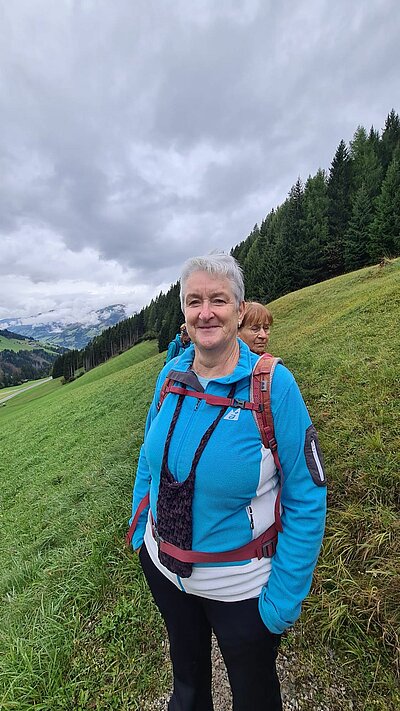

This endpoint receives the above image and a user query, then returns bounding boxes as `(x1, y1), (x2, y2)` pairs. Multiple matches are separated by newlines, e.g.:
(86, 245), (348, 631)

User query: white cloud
(0, 226), (169, 321)
(0, 0), (399, 322)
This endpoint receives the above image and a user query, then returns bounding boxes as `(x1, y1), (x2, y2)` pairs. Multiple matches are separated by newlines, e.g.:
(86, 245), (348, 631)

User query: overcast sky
(1, 0), (399, 324)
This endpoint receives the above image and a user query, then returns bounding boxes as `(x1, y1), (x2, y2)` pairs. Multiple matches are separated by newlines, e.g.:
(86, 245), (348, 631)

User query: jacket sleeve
(258, 367), (327, 634)
(129, 370), (165, 550)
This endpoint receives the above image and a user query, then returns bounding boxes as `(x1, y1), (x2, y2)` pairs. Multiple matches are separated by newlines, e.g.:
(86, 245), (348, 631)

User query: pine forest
(52, 110), (400, 381)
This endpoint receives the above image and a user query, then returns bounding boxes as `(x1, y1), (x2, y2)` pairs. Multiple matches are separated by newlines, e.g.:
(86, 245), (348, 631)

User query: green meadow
(0, 334), (39, 352)
(0, 333), (60, 359)
(0, 263), (399, 710)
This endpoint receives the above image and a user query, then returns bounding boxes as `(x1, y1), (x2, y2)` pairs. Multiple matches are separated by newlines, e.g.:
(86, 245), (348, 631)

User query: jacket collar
(170, 339), (257, 385)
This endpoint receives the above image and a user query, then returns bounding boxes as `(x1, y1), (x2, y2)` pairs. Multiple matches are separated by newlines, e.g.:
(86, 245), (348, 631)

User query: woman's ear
(238, 301), (245, 325)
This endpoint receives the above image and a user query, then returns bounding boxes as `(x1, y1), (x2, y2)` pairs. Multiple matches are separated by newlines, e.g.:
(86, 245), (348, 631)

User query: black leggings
(140, 544), (282, 711)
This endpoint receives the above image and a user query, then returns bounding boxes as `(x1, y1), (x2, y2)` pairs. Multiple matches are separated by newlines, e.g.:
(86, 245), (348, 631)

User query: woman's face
(183, 271), (244, 355)
(239, 321), (271, 355)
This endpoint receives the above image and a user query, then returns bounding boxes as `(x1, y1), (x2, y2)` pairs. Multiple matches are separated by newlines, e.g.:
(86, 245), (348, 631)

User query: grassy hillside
(268, 258), (399, 707)
(0, 333), (38, 352)
(0, 331), (62, 388)
(70, 339), (159, 387)
(0, 331), (61, 356)
(0, 340), (165, 710)
(0, 264), (399, 710)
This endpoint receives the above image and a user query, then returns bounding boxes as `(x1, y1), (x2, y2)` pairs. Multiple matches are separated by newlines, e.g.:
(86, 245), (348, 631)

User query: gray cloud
(0, 0), (399, 320)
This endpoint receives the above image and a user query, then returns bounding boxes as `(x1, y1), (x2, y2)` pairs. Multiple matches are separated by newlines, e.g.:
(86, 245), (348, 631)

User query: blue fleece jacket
(131, 340), (326, 634)
(165, 334), (190, 363)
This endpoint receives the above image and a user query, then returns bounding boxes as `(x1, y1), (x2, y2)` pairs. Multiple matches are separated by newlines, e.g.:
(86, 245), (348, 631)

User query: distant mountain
(0, 305), (128, 350)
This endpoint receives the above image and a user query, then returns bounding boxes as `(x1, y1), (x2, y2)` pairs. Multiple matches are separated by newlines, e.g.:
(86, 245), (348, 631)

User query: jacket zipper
(246, 505), (255, 530)
(311, 439), (324, 482)
(170, 393), (203, 473)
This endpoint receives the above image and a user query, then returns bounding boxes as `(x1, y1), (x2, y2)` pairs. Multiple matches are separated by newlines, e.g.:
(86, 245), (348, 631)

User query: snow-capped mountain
(0, 305), (128, 350)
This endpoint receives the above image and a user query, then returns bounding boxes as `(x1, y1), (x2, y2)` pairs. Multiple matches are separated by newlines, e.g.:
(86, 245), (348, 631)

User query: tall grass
(0, 266), (399, 709)
(269, 259), (400, 708)
(0, 342), (166, 709)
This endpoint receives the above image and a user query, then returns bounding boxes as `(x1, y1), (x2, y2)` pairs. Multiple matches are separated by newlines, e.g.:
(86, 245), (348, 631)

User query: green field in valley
(0, 334), (39, 352)
(0, 264), (399, 710)
(0, 333), (61, 356)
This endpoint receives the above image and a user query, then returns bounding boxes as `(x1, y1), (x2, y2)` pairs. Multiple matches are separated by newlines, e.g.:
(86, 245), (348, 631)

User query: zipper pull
(248, 505), (254, 529)
(311, 439), (325, 482)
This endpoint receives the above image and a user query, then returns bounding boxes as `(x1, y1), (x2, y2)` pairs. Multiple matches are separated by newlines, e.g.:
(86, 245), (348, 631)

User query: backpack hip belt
(125, 494), (278, 561)
(150, 510), (278, 562)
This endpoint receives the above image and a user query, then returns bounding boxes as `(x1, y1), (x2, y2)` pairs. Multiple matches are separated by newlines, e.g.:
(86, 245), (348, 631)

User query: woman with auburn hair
(239, 301), (274, 355)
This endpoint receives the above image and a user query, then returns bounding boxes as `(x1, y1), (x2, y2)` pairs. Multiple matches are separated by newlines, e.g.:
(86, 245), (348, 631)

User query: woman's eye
(212, 298), (226, 305)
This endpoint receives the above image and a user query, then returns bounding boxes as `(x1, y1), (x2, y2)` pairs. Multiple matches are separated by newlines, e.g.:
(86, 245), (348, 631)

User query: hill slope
(0, 263), (399, 710)
(0, 328), (40, 352)
(0, 329), (62, 388)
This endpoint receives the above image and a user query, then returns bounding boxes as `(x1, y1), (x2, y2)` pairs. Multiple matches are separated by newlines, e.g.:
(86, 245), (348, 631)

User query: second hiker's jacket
(165, 334), (190, 363)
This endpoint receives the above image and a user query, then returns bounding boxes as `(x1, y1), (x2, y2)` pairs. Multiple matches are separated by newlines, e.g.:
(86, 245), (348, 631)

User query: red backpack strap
(157, 376), (172, 411)
(251, 353), (284, 533)
(251, 354), (281, 448)
(157, 373), (261, 412)
(157, 368), (205, 410)
(125, 493), (150, 547)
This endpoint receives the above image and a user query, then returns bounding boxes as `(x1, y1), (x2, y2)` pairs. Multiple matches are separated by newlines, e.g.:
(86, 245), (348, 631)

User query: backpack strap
(159, 384), (261, 411)
(157, 368), (262, 413)
(158, 375), (176, 410)
(251, 353), (284, 532)
(150, 511), (278, 562)
(251, 353), (282, 449)
(125, 492), (150, 547)
(157, 368), (204, 410)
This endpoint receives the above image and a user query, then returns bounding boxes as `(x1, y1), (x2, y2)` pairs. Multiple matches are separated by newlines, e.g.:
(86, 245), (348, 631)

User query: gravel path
(144, 634), (354, 711)
(0, 377), (52, 403)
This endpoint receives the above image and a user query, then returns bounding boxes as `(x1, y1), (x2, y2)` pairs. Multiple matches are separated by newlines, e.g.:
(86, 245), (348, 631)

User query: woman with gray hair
(128, 253), (326, 710)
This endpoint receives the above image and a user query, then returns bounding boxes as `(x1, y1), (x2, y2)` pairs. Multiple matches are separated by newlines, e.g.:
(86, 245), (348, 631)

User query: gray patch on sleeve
(304, 425), (327, 487)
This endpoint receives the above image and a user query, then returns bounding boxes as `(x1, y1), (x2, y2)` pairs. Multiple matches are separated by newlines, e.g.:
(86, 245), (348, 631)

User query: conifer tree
(344, 183), (373, 270)
(301, 169), (329, 285)
(243, 226), (263, 299)
(243, 215), (279, 301)
(158, 319), (171, 353)
(327, 140), (352, 276)
(231, 227), (259, 269)
(369, 149), (400, 260)
(350, 126), (382, 199)
(379, 109), (400, 174)
(262, 208), (285, 301)
(274, 179), (305, 294)
(368, 126), (380, 154)
(235, 225), (260, 276)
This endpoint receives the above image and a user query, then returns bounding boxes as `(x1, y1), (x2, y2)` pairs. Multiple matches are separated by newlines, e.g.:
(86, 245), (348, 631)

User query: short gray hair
(180, 253), (244, 310)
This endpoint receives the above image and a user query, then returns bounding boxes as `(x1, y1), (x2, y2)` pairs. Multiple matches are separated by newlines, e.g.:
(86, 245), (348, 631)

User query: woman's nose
(199, 300), (213, 320)
(258, 327), (267, 339)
